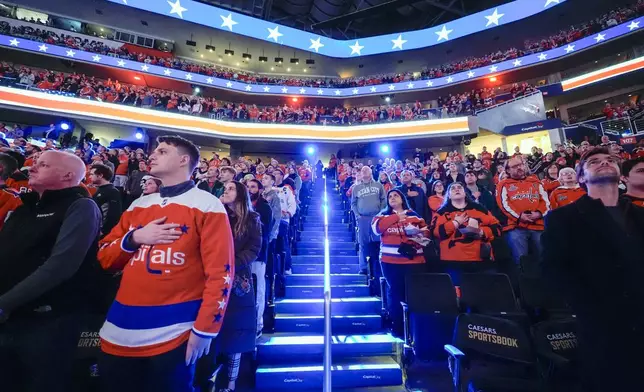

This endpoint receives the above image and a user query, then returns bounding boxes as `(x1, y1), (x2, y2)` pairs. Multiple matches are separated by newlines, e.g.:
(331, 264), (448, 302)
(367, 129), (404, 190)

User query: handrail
(474, 90), (541, 115)
(322, 176), (332, 392)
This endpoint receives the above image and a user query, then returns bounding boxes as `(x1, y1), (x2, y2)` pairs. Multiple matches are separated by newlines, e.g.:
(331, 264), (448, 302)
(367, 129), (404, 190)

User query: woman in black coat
(216, 180), (262, 392)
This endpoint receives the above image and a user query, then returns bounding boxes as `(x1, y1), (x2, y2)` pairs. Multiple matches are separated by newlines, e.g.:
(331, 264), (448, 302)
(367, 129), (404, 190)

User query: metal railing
(600, 117), (634, 136)
(322, 177), (332, 392)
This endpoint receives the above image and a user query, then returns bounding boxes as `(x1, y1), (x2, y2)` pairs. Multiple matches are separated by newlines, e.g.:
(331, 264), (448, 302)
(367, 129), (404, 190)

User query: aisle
(255, 178), (405, 391)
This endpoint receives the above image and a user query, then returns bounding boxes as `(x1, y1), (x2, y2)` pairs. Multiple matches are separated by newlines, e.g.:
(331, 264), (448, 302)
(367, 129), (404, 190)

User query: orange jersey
(541, 178), (561, 195)
(6, 172), (29, 193)
(115, 154), (129, 176)
(428, 195), (444, 213)
(549, 186), (586, 210)
(0, 186), (22, 230)
(371, 210), (429, 264)
(431, 202), (501, 262)
(496, 177), (550, 231)
(97, 185), (235, 357)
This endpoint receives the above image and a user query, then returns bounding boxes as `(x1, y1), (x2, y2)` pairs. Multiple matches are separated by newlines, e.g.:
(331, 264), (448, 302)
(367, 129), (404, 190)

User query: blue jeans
(505, 228), (542, 265)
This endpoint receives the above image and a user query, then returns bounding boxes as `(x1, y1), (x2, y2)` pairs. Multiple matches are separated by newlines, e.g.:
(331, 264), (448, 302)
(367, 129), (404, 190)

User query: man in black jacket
(0, 150), (102, 392)
(397, 170), (428, 222)
(247, 179), (273, 338)
(542, 146), (644, 392)
(89, 163), (123, 237)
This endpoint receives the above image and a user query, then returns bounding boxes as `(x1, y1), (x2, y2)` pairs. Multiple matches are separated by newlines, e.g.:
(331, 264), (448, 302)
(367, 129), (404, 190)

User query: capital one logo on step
(284, 378), (304, 383)
(296, 323), (311, 327)
(363, 374), (382, 380)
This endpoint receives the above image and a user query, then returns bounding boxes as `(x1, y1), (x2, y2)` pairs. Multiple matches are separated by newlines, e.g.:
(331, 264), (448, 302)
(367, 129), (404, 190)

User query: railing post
(322, 176), (332, 392)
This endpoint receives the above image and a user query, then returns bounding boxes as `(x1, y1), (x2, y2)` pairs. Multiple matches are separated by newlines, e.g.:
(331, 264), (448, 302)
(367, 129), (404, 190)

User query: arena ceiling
(196, 0), (511, 39)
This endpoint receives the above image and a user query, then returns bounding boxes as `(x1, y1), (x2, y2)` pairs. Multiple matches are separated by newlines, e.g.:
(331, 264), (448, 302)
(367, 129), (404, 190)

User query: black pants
(276, 220), (292, 271)
(99, 341), (195, 392)
(380, 262), (427, 338)
(0, 313), (85, 392)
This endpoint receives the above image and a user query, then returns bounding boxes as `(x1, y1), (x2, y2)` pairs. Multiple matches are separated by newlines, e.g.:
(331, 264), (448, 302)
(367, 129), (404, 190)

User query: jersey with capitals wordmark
(97, 186), (235, 357)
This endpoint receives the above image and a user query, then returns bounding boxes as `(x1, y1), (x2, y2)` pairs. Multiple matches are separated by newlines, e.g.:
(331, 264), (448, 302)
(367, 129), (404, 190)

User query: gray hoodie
(351, 179), (386, 218)
(262, 188), (281, 241)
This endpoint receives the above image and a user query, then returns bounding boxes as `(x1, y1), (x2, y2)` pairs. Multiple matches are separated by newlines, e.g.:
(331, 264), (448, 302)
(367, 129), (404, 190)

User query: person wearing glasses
(542, 146), (644, 392)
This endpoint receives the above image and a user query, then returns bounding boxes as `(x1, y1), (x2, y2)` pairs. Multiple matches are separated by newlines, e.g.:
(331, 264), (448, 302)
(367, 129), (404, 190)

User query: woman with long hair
(389, 171), (401, 187)
(379, 171), (394, 193)
(372, 189), (430, 338)
(431, 182), (501, 288)
(215, 181), (261, 392)
(541, 163), (561, 195)
(428, 180), (445, 216)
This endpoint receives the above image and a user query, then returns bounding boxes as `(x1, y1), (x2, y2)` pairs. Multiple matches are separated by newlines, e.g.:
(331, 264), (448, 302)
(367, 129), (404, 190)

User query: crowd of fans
(1, 2), (643, 88)
(1, 62), (538, 124)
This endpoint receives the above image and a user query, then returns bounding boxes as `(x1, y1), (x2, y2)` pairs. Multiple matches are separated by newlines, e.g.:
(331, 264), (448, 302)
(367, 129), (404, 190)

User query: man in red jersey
(97, 135), (235, 392)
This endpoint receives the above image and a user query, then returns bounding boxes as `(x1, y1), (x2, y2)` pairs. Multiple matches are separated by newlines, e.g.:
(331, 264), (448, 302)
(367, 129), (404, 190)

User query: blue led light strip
(322, 176), (332, 391)
(0, 16), (641, 98)
(107, 0), (565, 58)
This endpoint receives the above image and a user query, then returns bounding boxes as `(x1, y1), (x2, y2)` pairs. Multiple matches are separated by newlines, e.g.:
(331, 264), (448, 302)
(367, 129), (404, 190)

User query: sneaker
(285, 269), (293, 275)
(359, 269), (368, 275)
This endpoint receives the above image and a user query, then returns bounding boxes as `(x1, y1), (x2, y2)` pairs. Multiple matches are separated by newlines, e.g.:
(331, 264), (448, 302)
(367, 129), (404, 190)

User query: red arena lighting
(292, 97), (298, 102)
(489, 76), (497, 82)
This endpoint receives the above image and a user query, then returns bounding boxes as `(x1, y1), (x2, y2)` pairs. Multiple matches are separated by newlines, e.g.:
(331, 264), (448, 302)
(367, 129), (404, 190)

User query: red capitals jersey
(549, 185), (586, 210)
(97, 185), (235, 357)
(496, 177), (550, 231)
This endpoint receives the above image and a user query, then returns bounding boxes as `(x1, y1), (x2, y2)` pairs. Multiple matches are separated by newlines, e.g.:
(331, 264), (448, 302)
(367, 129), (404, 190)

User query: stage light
(135, 131), (143, 140)
(380, 144), (390, 154)
(194, 87), (201, 94)
(60, 122), (70, 131)
(134, 76), (141, 80)
(292, 97), (298, 102)
(306, 146), (315, 155)
(489, 76), (497, 82)
(384, 97), (391, 102)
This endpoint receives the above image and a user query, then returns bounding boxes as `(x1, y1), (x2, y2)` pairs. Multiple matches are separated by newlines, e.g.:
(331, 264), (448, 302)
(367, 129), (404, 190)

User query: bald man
(0, 150), (102, 392)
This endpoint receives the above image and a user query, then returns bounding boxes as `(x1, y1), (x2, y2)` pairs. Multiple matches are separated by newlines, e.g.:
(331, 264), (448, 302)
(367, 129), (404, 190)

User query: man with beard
(247, 179), (273, 338)
(542, 146), (644, 392)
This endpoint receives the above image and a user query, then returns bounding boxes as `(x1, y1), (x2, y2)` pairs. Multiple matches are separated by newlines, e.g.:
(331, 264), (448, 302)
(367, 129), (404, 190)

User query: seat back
(453, 313), (534, 364)
(531, 318), (579, 363)
(461, 273), (519, 314)
(406, 273), (458, 313)
(519, 274), (572, 319)
(406, 273), (459, 360)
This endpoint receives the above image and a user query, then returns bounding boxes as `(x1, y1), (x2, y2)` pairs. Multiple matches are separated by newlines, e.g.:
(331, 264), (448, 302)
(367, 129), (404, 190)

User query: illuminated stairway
(255, 178), (405, 390)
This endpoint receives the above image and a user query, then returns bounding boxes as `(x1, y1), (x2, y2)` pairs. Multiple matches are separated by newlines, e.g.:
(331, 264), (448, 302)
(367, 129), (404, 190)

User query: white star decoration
(221, 13), (237, 31)
(435, 25), (453, 42)
(141, 64), (149, 71)
(489, 65), (498, 72)
(467, 71), (475, 78)
(544, 0), (560, 7)
(66, 50), (76, 57)
(446, 76), (453, 83)
(117, 60), (126, 67)
(485, 8), (504, 27)
(281, 87), (288, 93)
(513, 59), (522, 67)
(388, 85), (395, 91)
(309, 37), (324, 53)
(391, 34), (407, 50)
(538, 53), (548, 61)
(206, 78), (213, 84)
(334, 90), (341, 95)
(349, 41), (364, 55)
(167, 0), (187, 19)
(185, 73), (193, 80)
(263, 86), (270, 92)
(628, 21), (640, 31)
(218, 299), (226, 309)
(224, 274), (231, 285)
(317, 89), (323, 95)
(226, 81), (233, 88)
(267, 26), (283, 42)
(164, 69), (172, 75)
(38, 44), (48, 52)
(9, 38), (19, 46)
(370, 86), (377, 92)
(426, 80), (433, 87)
(92, 55), (101, 62)
(299, 88), (306, 94)
(352, 88), (359, 94)
(564, 44), (575, 53)
(407, 82), (414, 89)
(594, 33), (606, 42)
(245, 85), (252, 91)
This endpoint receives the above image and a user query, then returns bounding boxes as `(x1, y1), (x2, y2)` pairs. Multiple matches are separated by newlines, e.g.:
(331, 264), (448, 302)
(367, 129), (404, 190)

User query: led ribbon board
(0, 16), (641, 97)
(0, 87), (471, 142)
(107, 0), (565, 58)
(561, 55), (644, 91)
